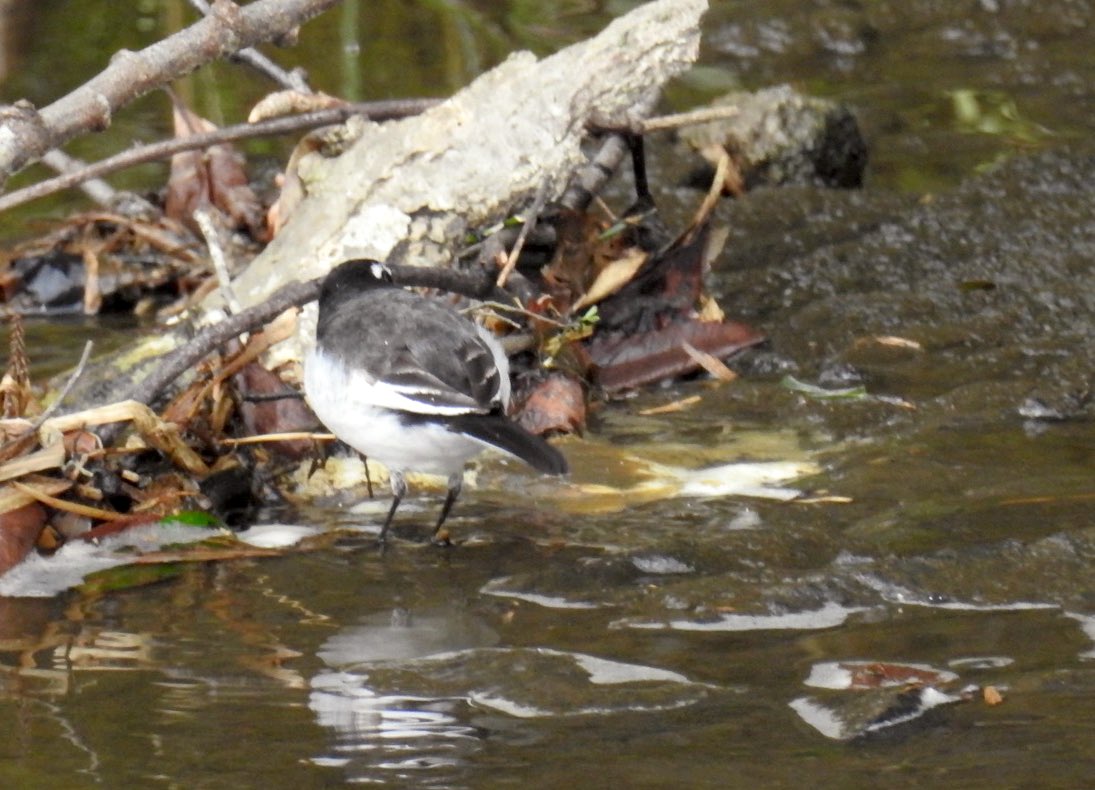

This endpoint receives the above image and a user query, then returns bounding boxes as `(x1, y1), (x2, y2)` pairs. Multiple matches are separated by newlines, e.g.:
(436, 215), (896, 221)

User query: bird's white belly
(304, 349), (487, 476)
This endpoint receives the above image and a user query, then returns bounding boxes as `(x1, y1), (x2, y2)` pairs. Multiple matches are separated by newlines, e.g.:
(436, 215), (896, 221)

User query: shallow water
(1, 1), (1094, 787)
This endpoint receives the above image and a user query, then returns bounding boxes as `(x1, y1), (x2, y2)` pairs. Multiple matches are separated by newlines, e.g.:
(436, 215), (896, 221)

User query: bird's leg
(379, 470), (407, 543)
(362, 455), (374, 498)
(432, 472), (464, 543)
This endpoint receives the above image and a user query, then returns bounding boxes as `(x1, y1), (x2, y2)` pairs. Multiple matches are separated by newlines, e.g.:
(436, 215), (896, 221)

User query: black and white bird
(304, 259), (568, 542)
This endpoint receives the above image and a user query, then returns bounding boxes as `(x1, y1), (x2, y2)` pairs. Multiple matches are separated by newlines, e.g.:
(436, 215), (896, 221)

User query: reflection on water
(307, 610), (711, 783)
(310, 674), (484, 778)
(308, 608), (496, 782)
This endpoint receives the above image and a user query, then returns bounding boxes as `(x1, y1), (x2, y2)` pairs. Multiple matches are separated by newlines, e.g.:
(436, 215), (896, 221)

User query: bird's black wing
(318, 288), (505, 415)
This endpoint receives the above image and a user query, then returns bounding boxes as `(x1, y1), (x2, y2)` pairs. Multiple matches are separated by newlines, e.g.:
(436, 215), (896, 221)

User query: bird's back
(317, 287), (505, 414)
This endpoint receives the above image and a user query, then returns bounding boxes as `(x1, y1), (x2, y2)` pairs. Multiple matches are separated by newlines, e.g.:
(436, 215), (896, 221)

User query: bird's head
(319, 258), (394, 304)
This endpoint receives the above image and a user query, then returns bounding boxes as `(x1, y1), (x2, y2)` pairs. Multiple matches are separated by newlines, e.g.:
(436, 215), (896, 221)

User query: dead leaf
(130, 544), (281, 565)
(234, 363), (319, 459)
(513, 373), (586, 436)
(676, 145), (734, 246)
(793, 495), (854, 504)
(0, 441), (66, 483)
(0, 429), (38, 466)
(165, 102), (263, 238)
(594, 222), (710, 336)
(266, 127), (340, 236)
(842, 662), (951, 690)
(36, 523), (62, 552)
(40, 400), (209, 477)
(854, 335), (923, 351)
(63, 430), (102, 457)
(81, 246), (102, 314)
(248, 89), (346, 123)
(571, 247), (647, 312)
(589, 319), (764, 392)
(697, 293), (725, 323)
(0, 475), (72, 513)
(0, 501), (46, 574)
(699, 143), (744, 196)
(983, 686), (1004, 706)
(638, 395), (702, 416)
(681, 341), (737, 382)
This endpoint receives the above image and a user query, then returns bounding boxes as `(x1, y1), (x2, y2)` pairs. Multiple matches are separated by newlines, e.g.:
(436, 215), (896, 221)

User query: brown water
(2, 2), (1094, 788)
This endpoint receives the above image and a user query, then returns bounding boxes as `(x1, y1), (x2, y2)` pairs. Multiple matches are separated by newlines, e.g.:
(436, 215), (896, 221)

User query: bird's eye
(369, 261), (393, 282)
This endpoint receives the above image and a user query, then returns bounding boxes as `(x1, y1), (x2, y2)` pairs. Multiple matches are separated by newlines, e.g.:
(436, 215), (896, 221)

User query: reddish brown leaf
(0, 501), (46, 574)
(207, 143), (264, 238)
(63, 430), (101, 457)
(843, 662), (950, 690)
(0, 430), (37, 466)
(513, 373), (586, 436)
(234, 363), (318, 459)
(164, 103), (263, 238)
(588, 319), (764, 392)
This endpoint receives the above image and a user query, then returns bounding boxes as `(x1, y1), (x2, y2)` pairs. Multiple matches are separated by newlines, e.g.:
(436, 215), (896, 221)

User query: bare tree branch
(0, 0), (342, 189)
(0, 100), (439, 215)
(187, 0), (312, 92)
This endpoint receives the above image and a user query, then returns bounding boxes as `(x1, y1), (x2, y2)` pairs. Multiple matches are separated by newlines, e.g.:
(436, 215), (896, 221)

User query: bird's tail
(447, 414), (568, 475)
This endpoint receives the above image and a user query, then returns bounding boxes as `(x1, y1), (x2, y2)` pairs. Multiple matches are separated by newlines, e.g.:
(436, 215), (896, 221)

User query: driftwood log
(222, 0), (709, 311)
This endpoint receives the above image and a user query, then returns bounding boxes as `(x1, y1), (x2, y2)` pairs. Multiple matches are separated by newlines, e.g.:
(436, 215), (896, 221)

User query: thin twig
(40, 150), (117, 207)
(637, 105), (741, 133)
(472, 300), (568, 328)
(11, 480), (128, 521)
(219, 431), (334, 446)
(0, 100), (440, 215)
(40, 150), (160, 216)
(496, 181), (551, 288)
(125, 280), (320, 409)
(32, 341), (94, 430)
(194, 208), (242, 314)
(187, 0), (311, 92)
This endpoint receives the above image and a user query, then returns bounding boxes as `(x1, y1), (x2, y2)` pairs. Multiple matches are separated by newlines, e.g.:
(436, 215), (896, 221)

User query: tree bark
(224, 0), (709, 311)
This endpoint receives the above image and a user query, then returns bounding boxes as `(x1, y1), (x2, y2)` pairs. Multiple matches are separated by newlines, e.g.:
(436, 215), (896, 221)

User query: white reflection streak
(310, 672), (478, 749)
(36, 699), (102, 780)
(1065, 612), (1095, 659)
(788, 697), (847, 740)
(616, 601), (865, 632)
(854, 573), (1059, 612)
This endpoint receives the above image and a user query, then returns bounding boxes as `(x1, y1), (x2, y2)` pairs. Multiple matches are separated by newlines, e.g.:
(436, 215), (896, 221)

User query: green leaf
(79, 563), (186, 594)
(780, 375), (868, 400)
(160, 511), (221, 528)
